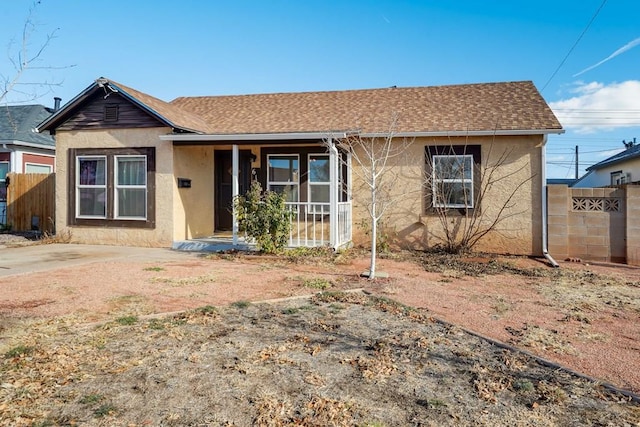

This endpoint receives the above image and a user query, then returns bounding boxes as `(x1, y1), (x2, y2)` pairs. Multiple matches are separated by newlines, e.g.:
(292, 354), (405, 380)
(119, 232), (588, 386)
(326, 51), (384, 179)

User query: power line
(541, 0), (608, 93)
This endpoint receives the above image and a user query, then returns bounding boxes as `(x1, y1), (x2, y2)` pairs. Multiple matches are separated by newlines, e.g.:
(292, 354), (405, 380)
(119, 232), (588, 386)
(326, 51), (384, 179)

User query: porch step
(171, 239), (255, 253)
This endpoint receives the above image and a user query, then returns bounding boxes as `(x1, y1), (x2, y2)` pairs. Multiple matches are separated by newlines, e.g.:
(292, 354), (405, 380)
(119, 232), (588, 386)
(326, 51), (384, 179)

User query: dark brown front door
(214, 150), (253, 231)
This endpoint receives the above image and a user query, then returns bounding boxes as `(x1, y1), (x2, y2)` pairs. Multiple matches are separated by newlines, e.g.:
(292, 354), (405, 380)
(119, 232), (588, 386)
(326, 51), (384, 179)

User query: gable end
(57, 92), (166, 131)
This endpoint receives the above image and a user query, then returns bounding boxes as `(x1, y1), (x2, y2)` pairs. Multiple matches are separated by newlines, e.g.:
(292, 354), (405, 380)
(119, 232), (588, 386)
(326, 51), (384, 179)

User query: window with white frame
(71, 148), (155, 227)
(0, 162), (8, 202)
(267, 155), (299, 202)
(115, 155), (147, 219)
(77, 156), (107, 218)
(308, 154), (330, 203)
(432, 154), (474, 208)
(25, 163), (53, 174)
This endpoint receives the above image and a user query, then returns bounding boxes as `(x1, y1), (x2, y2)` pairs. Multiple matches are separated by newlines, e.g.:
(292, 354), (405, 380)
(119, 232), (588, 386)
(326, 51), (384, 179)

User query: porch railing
(286, 201), (352, 248)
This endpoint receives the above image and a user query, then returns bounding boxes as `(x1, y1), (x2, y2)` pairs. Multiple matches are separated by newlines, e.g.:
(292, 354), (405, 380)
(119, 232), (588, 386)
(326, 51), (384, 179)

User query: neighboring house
(37, 78), (562, 255)
(0, 102), (58, 224)
(573, 142), (640, 188)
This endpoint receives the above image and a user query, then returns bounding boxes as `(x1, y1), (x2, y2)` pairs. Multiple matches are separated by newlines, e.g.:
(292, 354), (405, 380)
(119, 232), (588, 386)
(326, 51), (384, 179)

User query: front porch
(167, 133), (353, 251)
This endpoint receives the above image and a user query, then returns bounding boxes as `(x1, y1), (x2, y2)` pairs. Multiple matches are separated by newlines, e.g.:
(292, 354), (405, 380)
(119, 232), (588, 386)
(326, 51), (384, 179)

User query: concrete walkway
(0, 243), (197, 277)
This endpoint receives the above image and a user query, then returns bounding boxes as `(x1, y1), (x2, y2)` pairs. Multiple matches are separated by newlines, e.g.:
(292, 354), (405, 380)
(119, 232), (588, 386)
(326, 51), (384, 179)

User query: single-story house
(0, 102), (58, 224)
(573, 140), (640, 187)
(36, 78), (563, 255)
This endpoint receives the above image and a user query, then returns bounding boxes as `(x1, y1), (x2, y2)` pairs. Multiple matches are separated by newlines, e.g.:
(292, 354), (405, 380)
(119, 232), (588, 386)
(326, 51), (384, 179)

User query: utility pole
(575, 145), (579, 179)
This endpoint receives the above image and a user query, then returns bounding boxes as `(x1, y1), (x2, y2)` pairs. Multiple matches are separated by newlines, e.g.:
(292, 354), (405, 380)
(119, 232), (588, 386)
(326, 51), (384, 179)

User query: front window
(432, 154), (474, 208)
(115, 156), (147, 219)
(0, 162), (8, 202)
(71, 148), (155, 228)
(268, 155), (299, 202)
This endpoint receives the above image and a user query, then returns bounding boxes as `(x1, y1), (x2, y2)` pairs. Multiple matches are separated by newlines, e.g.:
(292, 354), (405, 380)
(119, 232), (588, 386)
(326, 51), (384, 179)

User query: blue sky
(2, 0), (639, 178)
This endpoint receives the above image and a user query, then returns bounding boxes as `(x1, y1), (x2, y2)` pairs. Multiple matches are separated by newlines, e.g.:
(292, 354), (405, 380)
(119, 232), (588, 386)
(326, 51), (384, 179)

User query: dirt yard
(1, 244), (639, 426)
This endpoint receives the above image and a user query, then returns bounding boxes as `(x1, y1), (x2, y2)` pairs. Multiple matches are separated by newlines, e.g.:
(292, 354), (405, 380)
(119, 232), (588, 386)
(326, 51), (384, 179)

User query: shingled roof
(586, 143), (640, 171)
(171, 81), (562, 135)
(107, 80), (215, 133)
(0, 105), (55, 146)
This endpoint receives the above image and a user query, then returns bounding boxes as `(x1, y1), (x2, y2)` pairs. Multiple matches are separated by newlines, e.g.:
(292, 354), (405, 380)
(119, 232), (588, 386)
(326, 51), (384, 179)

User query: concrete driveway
(0, 243), (197, 277)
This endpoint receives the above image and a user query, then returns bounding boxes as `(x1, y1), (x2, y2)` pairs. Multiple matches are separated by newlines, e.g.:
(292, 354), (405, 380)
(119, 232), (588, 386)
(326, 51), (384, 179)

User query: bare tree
(330, 115), (414, 279)
(424, 139), (534, 254)
(1, 1), (68, 104)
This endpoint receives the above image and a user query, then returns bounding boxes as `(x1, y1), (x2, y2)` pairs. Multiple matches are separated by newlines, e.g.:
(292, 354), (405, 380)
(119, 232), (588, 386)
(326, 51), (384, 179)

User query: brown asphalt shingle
(107, 80), (216, 133)
(169, 81), (562, 135)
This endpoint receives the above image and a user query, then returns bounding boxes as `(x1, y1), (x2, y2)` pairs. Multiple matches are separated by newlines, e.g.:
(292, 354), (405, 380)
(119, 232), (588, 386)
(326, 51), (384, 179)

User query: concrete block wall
(627, 186), (640, 266)
(547, 184), (634, 264)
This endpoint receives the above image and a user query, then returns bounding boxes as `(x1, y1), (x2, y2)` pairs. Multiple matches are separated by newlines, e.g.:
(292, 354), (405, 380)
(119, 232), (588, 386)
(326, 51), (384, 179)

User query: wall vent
(104, 104), (119, 122)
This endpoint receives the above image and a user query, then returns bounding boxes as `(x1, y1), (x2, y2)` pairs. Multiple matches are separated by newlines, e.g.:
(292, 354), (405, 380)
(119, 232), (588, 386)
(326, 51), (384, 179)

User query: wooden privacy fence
(6, 173), (55, 233)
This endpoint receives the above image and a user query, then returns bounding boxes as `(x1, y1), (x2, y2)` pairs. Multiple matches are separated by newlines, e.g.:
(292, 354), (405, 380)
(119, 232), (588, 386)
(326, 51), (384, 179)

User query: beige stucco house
(37, 78), (563, 255)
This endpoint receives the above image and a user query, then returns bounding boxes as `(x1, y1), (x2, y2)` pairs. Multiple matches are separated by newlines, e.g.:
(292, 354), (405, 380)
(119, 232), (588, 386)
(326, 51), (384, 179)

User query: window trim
(425, 145), (481, 213)
(69, 147), (155, 228)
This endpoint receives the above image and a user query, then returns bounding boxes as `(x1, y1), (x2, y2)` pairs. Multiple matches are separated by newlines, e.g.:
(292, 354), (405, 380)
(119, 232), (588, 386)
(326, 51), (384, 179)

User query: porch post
(328, 138), (338, 248)
(232, 144), (239, 245)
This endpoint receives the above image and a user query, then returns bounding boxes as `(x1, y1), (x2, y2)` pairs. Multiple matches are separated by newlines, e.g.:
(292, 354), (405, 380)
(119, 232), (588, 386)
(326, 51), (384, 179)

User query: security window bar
(432, 154), (474, 208)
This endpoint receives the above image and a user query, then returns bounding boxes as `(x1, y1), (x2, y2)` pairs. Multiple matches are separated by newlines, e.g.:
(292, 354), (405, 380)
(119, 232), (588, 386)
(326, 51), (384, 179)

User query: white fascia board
(360, 129), (565, 138)
(0, 140), (56, 151)
(160, 131), (349, 142)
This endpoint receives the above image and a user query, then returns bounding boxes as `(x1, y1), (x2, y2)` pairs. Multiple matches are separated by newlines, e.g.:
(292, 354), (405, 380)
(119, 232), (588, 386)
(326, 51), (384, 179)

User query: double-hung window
(308, 154), (330, 213)
(432, 154), (474, 208)
(267, 155), (299, 203)
(426, 145), (479, 211)
(71, 148), (155, 228)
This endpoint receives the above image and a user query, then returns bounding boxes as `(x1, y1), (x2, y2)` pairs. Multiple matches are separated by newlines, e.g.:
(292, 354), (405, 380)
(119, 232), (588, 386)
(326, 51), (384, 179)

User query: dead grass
(1, 292), (638, 426)
(1, 248), (640, 425)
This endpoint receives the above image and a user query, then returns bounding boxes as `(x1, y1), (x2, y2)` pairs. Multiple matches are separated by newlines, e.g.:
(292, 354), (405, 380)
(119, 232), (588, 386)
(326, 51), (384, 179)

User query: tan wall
(55, 128), (175, 247)
(547, 184), (636, 264)
(172, 144), (264, 240)
(349, 135), (544, 255)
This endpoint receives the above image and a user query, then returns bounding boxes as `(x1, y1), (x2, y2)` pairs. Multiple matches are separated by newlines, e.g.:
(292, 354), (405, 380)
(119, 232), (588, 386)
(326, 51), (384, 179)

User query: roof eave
(0, 139), (55, 150)
(106, 81), (204, 134)
(161, 128), (564, 142)
(35, 80), (205, 134)
(586, 152), (640, 172)
(361, 129), (565, 138)
(160, 131), (350, 142)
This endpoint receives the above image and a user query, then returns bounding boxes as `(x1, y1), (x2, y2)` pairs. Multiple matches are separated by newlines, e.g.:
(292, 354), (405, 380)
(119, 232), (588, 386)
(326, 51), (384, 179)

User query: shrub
(234, 181), (293, 254)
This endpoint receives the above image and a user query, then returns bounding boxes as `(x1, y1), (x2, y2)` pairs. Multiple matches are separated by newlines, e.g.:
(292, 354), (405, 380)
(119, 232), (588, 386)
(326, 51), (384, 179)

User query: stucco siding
(55, 128), (174, 246)
(349, 135), (543, 255)
(173, 145), (215, 239)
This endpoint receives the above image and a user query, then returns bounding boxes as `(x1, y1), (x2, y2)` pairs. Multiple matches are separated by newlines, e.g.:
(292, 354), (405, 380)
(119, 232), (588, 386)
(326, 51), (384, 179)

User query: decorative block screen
(572, 197), (620, 212)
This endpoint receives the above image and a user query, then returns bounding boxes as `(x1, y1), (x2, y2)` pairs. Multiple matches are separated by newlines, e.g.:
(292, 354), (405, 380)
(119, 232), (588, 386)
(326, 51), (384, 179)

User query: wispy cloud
(574, 37), (640, 77)
(549, 80), (640, 133)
